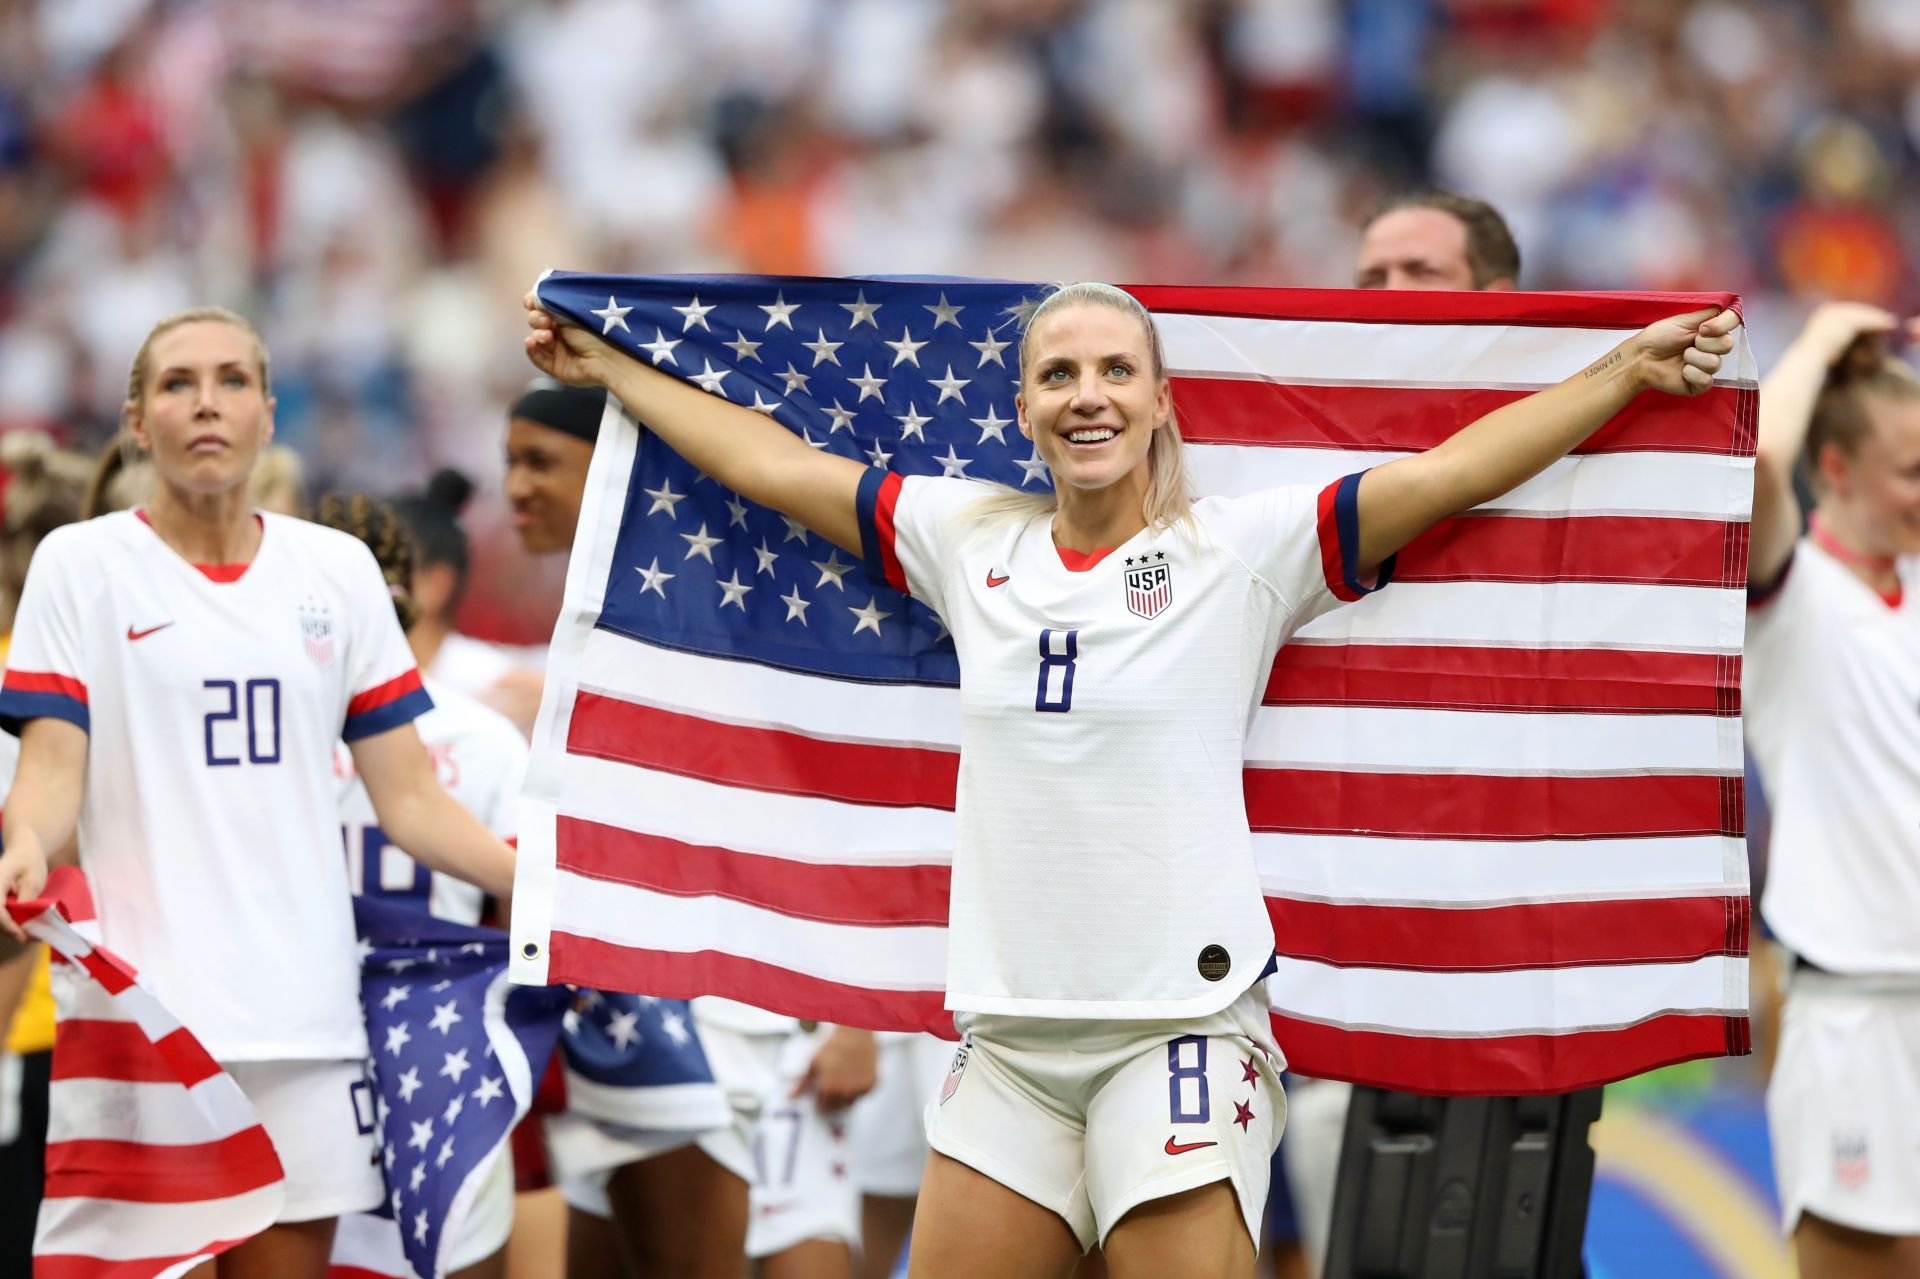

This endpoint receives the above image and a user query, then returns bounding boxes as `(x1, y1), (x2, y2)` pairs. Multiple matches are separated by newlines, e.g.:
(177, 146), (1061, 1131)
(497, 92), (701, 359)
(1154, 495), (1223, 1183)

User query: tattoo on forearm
(1584, 350), (1625, 379)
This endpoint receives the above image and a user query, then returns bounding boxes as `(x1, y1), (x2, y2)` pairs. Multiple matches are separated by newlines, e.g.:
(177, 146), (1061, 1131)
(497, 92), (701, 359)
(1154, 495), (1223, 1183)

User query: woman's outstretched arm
(1352, 307), (1742, 575)
(526, 296), (868, 553)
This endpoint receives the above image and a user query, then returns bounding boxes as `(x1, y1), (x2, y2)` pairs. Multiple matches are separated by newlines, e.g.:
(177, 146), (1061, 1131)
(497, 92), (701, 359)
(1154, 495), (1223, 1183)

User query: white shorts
(929, 983), (1284, 1252)
(222, 1058), (384, 1223)
(1767, 975), (1920, 1237)
(850, 1033), (953, 1197)
(558, 1024), (858, 1259)
(330, 1148), (514, 1275)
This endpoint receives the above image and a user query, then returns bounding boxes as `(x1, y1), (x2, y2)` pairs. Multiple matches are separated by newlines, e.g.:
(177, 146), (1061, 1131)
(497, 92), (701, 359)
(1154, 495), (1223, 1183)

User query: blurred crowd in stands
(3, 0), (1919, 635)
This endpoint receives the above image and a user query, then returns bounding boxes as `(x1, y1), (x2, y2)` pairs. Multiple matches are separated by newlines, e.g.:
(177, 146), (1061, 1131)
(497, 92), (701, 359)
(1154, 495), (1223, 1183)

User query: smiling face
(126, 320), (274, 498)
(1016, 302), (1171, 498)
(505, 417), (595, 554)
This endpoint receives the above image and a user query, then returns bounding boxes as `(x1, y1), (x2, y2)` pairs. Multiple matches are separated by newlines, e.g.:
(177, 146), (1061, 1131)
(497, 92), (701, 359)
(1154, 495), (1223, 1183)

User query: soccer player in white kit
(524, 282), (1737, 1278)
(317, 491), (532, 1279)
(1744, 302), (1920, 1279)
(0, 308), (517, 1279)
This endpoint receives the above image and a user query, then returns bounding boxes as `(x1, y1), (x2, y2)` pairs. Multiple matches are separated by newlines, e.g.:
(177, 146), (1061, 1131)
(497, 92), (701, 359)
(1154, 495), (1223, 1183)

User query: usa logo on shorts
(299, 600), (335, 669)
(1833, 1130), (1870, 1189)
(939, 1039), (971, 1105)
(1124, 553), (1172, 620)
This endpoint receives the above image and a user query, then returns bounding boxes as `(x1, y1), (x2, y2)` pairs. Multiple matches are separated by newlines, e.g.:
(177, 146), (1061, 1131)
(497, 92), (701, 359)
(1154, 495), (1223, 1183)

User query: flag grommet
(521, 941), (540, 960)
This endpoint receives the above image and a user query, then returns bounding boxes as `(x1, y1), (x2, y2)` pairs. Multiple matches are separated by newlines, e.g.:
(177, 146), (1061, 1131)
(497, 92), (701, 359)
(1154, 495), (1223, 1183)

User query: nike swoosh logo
(126, 623), (174, 642)
(986, 571), (1010, 588)
(1164, 1137), (1218, 1156)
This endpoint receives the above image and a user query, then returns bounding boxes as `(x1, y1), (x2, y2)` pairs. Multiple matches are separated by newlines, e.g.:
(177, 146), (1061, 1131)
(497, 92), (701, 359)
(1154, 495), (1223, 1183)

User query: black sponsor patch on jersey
(1197, 944), (1231, 982)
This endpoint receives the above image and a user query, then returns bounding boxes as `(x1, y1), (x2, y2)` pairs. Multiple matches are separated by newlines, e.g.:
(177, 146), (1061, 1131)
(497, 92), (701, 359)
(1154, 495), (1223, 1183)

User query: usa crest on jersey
(299, 600), (335, 668)
(1124, 554), (1172, 620)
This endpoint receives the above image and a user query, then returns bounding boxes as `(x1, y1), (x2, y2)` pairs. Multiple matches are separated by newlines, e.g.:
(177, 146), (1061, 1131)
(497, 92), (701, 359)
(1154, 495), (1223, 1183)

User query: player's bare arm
(349, 723), (516, 901)
(1353, 307), (1742, 576)
(525, 295), (868, 553)
(794, 1026), (879, 1111)
(1748, 304), (1916, 586)
(0, 717), (88, 937)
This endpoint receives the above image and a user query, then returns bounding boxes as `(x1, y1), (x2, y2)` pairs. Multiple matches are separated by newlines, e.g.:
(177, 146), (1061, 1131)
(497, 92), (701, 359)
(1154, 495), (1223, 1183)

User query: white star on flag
(724, 331), (763, 362)
(781, 585), (811, 624)
(972, 406), (1013, 444)
(436, 1136), (457, 1169)
(386, 1023), (412, 1056)
(414, 1209), (431, 1245)
(749, 390), (782, 416)
(640, 328), (681, 366)
(429, 1000), (463, 1035)
(781, 516), (810, 545)
(396, 1066), (423, 1103)
(803, 329), (843, 365)
(380, 984), (411, 1011)
(813, 551), (853, 590)
(444, 1094), (465, 1126)
(673, 297), (715, 331)
(689, 360), (731, 395)
(822, 401), (856, 433)
(753, 540), (780, 576)
(850, 364), (887, 402)
(925, 293), (964, 328)
(864, 438), (893, 469)
(440, 1049), (472, 1084)
(895, 403), (932, 441)
(885, 327), (928, 367)
(717, 570), (753, 611)
(971, 330), (1011, 367)
(592, 296), (632, 334)
(778, 362), (812, 395)
(636, 558), (675, 598)
(1016, 450), (1052, 486)
(409, 1162), (427, 1192)
(606, 1009), (642, 1049)
(760, 292), (800, 329)
(408, 1118), (434, 1152)
(841, 290), (881, 328)
(936, 445), (973, 478)
(680, 524), (722, 562)
(644, 480), (685, 517)
(850, 599), (891, 637)
(725, 495), (751, 528)
(930, 366), (971, 405)
(661, 1010), (691, 1044)
(473, 1076), (505, 1107)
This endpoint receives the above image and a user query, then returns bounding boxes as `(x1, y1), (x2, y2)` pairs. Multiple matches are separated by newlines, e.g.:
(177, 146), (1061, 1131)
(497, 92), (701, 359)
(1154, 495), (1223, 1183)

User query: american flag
(10, 867), (284, 1278)
(350, 897), (565, 1279)
(509, 272), (1755, 1096)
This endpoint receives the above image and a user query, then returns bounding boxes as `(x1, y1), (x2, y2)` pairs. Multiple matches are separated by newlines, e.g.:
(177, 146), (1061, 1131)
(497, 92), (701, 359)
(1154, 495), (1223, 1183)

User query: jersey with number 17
(0, 511), (432, 1061)
(856, 469), (1386, 1021)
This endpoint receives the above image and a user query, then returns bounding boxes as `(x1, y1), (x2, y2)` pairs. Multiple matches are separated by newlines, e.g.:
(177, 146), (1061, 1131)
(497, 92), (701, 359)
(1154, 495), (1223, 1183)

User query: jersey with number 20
(0, 511), (431, 1061)
(856, 468), (1386, 1020)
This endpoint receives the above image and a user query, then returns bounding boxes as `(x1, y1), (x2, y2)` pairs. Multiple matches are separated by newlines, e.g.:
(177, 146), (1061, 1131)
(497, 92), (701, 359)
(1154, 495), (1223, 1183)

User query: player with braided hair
(0, 309), (516, 1279)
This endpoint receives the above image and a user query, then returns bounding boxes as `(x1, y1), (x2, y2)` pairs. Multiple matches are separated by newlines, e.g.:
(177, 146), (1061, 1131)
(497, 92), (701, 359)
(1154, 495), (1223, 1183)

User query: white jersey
(0, 510), (432, 1059)
(1745, 539), (1920, 973)
(336, 676), (527, 925)
(856, 469), (1382, 1018)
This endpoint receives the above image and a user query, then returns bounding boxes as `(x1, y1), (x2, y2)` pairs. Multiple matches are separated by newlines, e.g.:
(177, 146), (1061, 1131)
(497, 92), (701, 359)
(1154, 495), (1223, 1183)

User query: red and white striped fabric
(509, 283), (1756, 1096)
(9, 867), (284, 1278)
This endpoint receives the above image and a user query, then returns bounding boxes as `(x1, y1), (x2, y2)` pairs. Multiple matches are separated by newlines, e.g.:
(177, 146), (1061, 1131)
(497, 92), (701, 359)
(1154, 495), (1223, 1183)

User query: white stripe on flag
(45, 1076), (262, 1147)
(1292, 581), (1742, 651)
(34, 1183), (283, 1263)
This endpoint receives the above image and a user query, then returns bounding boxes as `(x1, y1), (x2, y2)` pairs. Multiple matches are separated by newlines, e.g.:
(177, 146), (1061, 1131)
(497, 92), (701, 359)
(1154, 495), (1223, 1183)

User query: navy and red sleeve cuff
(0, 670), (89, 737)
(1315, 471), (1395, 602)
(343, 668), (434, 741)
(856, 469), (910, 594)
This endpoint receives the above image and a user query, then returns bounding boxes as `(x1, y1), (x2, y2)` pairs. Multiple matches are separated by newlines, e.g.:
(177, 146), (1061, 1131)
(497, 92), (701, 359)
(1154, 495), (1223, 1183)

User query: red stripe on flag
(546, 934), (958, 1038)
(44, 1127), (282, 1203)
(1391, 514), (1739, 587)
(35, 1241), (251, 1279)
(1266, 895), (1747, 971)
(1265, 644), (1736, 715)
(4, 669), (89, 702)
(1172, 379), (1745, 456)
(1126, 285), (1742, 330)
(1268, 1011), (1746, 1097)
(557, 817), (951, 927)
(1243, 769), (1741, 840)
(346, 668), (425, 717)
(52, 1020), (224, 1089)
(566, 694), (959, 810)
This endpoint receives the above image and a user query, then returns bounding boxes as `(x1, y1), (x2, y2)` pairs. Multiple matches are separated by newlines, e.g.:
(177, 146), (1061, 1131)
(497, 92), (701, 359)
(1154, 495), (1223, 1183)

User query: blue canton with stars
(357, 897), (570, 1279)
(537, 272), (1056, 687)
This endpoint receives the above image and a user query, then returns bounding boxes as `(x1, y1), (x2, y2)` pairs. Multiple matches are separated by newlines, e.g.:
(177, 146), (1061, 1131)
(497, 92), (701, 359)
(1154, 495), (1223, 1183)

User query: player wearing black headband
(506, 378), (605, 556)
